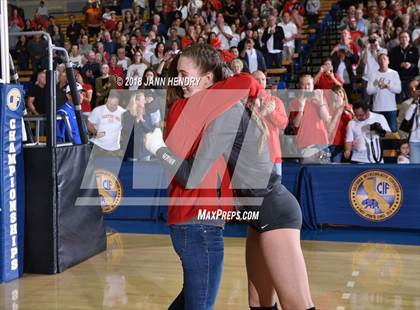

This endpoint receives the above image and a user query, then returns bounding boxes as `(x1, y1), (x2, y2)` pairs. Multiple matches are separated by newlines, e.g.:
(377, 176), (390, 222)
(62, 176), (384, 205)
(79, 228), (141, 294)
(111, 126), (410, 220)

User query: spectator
(51, 25), (64, 47)
(117, 35), (130, 55)
(28, 34), (48, 70)
(102, 30), (117, 55)
(326, 85), (353, 162)
(9, 21), (21, 51)
(116, 47), (132, 71)
(95, 63), (117, 107)
(172, 17), (186, 37)
(88, 93), (125, 157)
(253, 70), (288, 175)
(96, 42), (111, 64)
(14, 35), (29, 70)
(56, 71), (68, 108)
(397, 140), (410, 164)
(123, 10), (135, 34)
(150, 42), (166, 67)
(361, 34), (383, 102)
(224, 0), (238, 24)
(128, 35), (141, 59)
(57, 84), (84, 145)
(389, 31), (419, 102)
(355, 8), (369, 35)
(306, 0), (320, 28)
(24, 19), (34, 32)
(289, 75), (333, 162)
(85, 0), (102, 38)
(261, 15), (284, 68)
(103, 10), (118, 31)
(79, 34), (93, 57)
(82, 50), (101, 88)
(241, 38), (266, 74)
(238, 29), (254, 53)
(386, 26), (403, 50)
(230, 58), (244, 75)
(229, 24), (241, 48)
(133, 3), (145, 20)
(126, 52), (148, 90)
(404, 86), (420, 163)
(348, 17), (364, 45)
(47, 16), (57, 35)
(165, 27), (181, 49)
(36, 0), (48, 18)
(344, 101), (392, 163)
(212, 13), (233, 50)
(331, 37), (360, 100)
(121, 91), (156, 161)
(26, 71), (47, 116)
(66, 15), (83, 45)
(181, 25), (198, 49)
(367, 53), (402, 132)
(314, 58), (343, 90)
(69, 45), (83, 67)
(109, 55), (125, 89)
(76, 70), (93, 117)
(10, 8), (25, 30)
(399, 80), (419, 139)
(144, 14), (167, 37)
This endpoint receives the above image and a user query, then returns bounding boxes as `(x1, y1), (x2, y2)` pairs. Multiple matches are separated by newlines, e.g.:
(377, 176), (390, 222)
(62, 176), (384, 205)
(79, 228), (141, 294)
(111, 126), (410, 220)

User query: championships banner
(0, 84), (25, 282)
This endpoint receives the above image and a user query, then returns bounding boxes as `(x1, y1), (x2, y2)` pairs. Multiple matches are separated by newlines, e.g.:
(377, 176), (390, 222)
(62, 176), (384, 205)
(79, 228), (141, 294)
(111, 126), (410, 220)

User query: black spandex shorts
(242, 182), (302, 232)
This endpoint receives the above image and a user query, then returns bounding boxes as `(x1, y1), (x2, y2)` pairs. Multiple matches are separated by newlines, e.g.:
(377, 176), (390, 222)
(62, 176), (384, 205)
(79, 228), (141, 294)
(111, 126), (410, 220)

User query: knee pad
(250, 303), (278, 310)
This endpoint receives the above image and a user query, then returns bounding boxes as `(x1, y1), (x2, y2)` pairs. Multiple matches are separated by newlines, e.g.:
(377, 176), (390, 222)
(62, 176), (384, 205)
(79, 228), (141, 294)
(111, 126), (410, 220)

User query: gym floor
(1, 233), (419, 310)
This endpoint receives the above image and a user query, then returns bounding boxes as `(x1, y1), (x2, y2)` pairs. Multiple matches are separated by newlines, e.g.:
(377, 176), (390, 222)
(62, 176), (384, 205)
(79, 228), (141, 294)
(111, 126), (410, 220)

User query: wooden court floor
(1, 233), (419, 310)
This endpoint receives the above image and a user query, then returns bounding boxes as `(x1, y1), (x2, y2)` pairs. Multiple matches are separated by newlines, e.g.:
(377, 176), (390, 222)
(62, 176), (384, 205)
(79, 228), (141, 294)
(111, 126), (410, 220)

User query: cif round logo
(95, 170), (123, 214)
(7, 88), (21, 111)
(349, 170), (403, 221)
(352, 243), (402, 288)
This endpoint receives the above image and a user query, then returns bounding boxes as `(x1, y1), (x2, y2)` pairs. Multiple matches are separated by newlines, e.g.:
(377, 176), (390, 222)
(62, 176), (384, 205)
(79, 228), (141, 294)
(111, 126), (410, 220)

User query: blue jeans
(410, 142), (420, 163)
(169, 225), (224, 310)
(328, 145), (344, 163)
(376, 110), (398, 132)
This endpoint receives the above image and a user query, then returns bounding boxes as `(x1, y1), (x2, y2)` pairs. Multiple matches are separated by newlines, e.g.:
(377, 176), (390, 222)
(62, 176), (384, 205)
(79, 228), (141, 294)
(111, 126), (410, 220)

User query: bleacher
(267, 0), (339, 89)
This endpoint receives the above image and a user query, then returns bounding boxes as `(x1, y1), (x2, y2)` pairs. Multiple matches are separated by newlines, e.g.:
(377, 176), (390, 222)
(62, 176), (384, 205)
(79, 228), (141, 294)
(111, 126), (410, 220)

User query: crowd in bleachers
(8, 0), (420, 164)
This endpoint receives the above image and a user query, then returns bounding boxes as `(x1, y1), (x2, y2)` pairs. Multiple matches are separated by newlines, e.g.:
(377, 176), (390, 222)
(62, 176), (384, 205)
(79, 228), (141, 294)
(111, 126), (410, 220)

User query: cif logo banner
(0, 84), (25, 283)
(95, 170), (123, 214)
(349, 170), (403, 221)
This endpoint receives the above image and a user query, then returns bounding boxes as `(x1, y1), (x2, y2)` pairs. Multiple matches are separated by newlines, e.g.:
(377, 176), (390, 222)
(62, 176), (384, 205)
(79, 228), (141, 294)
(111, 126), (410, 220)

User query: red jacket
(260, 93), (288, 163)
(165, 73), (263, 224)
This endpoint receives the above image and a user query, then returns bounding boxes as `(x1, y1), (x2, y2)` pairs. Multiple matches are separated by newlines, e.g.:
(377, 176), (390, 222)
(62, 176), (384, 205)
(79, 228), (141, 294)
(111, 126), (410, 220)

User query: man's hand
(344, 150), (351, 159)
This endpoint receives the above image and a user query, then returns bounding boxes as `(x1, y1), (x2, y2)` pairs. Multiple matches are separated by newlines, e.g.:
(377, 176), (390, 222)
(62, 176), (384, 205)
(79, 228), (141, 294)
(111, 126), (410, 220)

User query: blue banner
(0, 84), (25, 283)
(299, 165), (420, 230)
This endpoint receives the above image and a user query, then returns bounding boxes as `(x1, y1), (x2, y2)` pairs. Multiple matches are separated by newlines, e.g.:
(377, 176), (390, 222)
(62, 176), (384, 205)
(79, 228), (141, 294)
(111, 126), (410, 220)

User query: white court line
(341, 293), (351, 300)
(346, 281), (355, 288)
(352, 271), (360, 277)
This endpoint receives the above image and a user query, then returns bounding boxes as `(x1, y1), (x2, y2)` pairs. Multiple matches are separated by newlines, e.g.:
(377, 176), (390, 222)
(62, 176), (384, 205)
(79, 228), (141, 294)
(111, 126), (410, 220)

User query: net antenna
(0, 0), (10, 84)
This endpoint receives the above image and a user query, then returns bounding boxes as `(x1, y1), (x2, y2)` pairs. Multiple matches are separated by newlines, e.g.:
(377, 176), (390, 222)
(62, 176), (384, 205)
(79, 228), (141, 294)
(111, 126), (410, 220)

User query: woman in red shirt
(326, 85), (353, 162)
(146, 45), (316, 310)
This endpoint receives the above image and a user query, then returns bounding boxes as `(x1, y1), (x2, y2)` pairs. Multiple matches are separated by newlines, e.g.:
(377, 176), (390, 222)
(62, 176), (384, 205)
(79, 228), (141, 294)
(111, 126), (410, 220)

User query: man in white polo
(367, 52), (401, 132)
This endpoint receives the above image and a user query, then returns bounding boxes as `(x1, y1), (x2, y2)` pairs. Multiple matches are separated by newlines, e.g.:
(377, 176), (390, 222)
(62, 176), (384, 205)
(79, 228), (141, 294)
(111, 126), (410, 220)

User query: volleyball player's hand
(144, 128), (166, 155)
